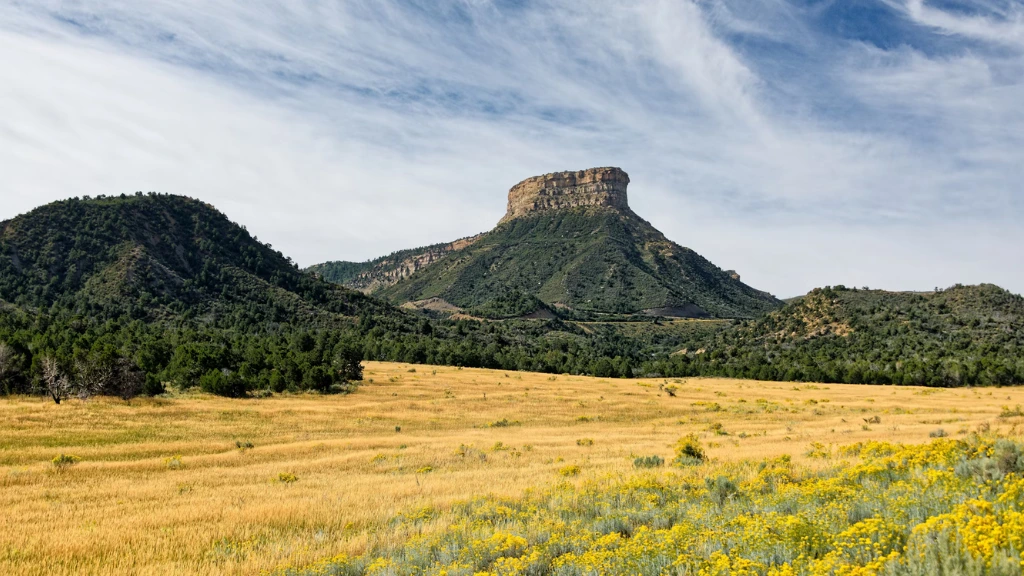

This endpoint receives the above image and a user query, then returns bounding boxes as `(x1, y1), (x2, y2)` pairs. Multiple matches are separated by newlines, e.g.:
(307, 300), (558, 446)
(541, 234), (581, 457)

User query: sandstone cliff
(499, 167), (631, 224)
(306, 234), (482, 293)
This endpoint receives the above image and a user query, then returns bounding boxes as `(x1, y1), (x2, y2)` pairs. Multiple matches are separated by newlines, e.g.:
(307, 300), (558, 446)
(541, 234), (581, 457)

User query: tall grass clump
(51, 454), (80, 471)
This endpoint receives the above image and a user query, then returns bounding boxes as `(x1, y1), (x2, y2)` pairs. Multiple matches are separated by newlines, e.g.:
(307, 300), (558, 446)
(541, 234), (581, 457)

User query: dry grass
(2, 361), (1023, 575)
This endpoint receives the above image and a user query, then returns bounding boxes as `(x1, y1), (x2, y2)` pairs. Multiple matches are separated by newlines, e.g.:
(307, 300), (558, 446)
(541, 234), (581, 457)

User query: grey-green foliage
(955, 439), (1024, 482)
(884, 530), (1022, 576)
(633, 455), (665, 469)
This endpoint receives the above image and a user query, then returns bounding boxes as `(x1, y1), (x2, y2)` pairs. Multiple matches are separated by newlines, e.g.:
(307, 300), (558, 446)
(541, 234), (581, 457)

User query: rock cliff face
(344, 235), (482, 293)
(499, 167), (630, 224)
(306, 234), (483, 293)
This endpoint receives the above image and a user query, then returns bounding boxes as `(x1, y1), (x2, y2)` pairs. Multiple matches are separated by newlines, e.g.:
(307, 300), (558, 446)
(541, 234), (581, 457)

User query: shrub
(416, 466), (433, 474)
(143, 373), (165, 396)
(674, 434), (706, 466)
(278, 472), (298, 483)
(633, 455), (665, 468)
(576, 438), (594, 447)
(51, 454), (80, 471)
(558, 465), (581, 477)
(235, 440), (254, 451)
(487, 418), (520, 428)
(165, 455), (184, 470)
(929, 428), (948, 438)
(199, 369), (248, 398)
(993, 439), (1024, 475)
(998, 405), (1024, 418)
(706, 475), (740, 507)
(805, 442), (831, 459)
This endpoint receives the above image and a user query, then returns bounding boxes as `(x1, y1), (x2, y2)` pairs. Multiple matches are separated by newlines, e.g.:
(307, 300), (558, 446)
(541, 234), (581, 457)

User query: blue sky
(1, 0), (1022, 297)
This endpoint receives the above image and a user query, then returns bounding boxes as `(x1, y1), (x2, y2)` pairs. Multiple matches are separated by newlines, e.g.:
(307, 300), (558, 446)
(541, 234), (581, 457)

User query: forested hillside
(0, 193), (392, 326)
(651, 284), (1024, 386)
(0, 195), (687, 398)
(1, 195), (1021, 399)
(381, 207), (782, 319)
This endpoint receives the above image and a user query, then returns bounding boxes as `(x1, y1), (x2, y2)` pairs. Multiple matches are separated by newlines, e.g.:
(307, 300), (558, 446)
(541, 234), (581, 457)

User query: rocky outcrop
(499, 167), (630, 224)
(357, 235), (481, 291)
(319, 234), (484, 293)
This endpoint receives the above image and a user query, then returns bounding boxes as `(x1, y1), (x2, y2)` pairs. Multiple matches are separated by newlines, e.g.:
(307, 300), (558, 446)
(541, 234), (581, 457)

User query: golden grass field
(2, 361), (1023, 575)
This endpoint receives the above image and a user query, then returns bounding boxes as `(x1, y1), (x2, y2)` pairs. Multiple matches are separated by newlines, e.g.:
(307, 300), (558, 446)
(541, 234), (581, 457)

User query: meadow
(2, 362), (1023, 575)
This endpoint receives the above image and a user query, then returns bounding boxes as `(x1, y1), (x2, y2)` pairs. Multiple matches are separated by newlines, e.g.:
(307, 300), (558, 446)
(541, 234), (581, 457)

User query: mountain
(653, 284), (1024, 386)
(3, 193), (1019, 394)
(315, 168), (782, 319)
(0, 193), (393, 327)
(0, 193), (690, 396)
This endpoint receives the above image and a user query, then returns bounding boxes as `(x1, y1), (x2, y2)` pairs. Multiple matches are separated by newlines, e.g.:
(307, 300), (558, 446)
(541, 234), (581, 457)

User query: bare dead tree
(74, 355), (115, 401)
(41, 356), (72, 405)
(74, 359), (98, 401)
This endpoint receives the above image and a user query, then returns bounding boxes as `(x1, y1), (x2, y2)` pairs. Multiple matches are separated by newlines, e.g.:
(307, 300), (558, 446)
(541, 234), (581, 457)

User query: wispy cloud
(897, 0), (1024, 47)
(0, 0), (1022, 296)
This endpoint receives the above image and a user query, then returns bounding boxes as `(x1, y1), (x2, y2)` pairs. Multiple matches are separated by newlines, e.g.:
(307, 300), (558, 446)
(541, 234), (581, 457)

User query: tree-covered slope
(653, 284), (1024, 385)
(0, 193), (392, 327)
(0, 194), (681, 396)
(380, 207), (781, 318)
(306, 234), (481, 293)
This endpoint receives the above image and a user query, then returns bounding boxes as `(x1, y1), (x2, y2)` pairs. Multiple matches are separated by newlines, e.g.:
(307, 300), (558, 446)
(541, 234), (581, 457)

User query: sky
(1, 0), (1022, 298)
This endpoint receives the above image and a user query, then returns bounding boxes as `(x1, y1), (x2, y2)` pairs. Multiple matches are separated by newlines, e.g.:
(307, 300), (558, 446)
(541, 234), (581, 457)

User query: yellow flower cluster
(278, 436), (1023, 576)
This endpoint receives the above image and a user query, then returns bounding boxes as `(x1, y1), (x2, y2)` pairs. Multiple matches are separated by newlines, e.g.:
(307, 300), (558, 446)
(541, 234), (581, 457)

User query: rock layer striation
(499, 167), (630, 224)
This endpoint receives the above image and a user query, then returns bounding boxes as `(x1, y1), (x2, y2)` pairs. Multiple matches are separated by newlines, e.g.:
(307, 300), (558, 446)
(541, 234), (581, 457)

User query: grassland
(2, 362), (1023, 575)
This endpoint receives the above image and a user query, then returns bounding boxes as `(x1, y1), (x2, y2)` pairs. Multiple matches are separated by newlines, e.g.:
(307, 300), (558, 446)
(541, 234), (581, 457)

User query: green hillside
(652, 284), (1024, 386)
(305, 259), (377, 286)
(2, 194), (1021, 395)
(0, 194), (696, 396)
(0, 193), (393, 327)
(380, 206), (781, 318)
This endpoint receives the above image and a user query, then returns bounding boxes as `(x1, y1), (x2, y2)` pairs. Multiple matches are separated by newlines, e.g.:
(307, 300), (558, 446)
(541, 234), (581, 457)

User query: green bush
(705, 475), (740, 507)
(143, 373), (165, 396)
(633, 455), (665, 468)
(199, 369), (248, 398)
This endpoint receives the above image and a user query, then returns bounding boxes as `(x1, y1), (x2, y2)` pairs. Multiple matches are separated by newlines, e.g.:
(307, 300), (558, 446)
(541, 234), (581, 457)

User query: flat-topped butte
(499, 167), (631, 224)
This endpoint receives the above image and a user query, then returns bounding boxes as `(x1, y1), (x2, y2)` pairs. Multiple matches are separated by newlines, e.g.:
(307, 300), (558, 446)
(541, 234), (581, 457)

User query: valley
(2, 362), (1022, 575)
